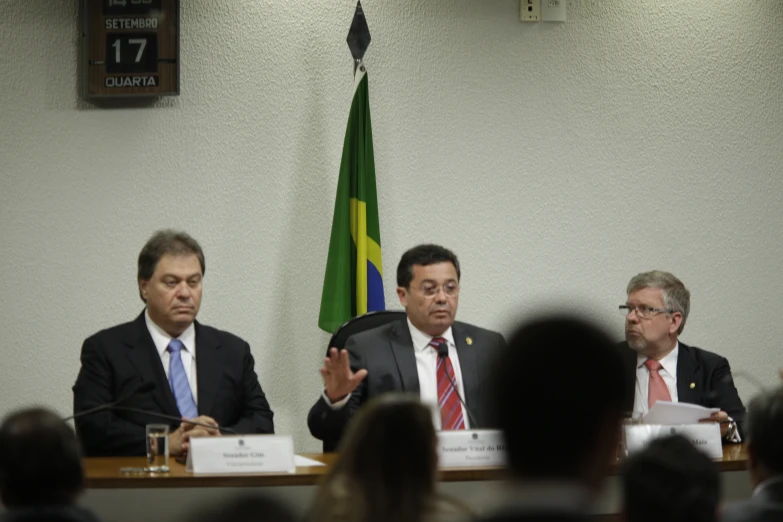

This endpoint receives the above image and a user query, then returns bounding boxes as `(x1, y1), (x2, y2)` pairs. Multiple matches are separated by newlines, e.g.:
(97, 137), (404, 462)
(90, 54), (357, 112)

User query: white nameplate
(623, 423), (723, 459)
(185, 435), (295, 474)
(437, 429), (506, 468)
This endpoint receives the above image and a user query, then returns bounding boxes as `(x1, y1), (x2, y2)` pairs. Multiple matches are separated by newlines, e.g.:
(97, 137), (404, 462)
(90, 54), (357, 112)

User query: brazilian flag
(318, 65), (385, 333)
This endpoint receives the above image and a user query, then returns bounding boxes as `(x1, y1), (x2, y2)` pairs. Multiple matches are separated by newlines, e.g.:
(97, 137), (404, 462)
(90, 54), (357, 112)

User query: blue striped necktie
(167, 339), (198, 419)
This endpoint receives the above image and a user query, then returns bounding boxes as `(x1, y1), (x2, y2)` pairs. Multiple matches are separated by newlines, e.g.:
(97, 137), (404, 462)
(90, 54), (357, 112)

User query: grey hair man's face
(624, 287), (679, 355)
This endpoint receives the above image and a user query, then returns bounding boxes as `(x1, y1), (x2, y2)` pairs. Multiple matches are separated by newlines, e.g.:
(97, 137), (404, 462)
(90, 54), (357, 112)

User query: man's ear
(669, 312), (683, 335)
(139, 279), (149, 303)
(397, 286), (408, 308)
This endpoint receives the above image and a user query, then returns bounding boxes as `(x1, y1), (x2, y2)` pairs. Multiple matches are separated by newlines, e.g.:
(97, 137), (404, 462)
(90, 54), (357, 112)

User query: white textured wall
(1, 0), (782, 452)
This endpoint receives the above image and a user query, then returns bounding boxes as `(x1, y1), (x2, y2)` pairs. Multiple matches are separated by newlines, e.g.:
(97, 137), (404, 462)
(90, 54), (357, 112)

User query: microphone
(64, 381), (156, 422)
(437, 342), (479, 429)
(67, 381), (236, 434)
(111, 406), (236, 435)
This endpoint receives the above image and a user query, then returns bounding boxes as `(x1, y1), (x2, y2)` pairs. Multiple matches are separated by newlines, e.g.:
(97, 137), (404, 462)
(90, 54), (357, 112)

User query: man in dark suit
(0, 408), (102, 522)
(481, 316), (629, 522)
(308, 244), (505, 449)
(618, 270), (745, 441)
(73, 230), (273, 457)
(724, 386), (783, 522)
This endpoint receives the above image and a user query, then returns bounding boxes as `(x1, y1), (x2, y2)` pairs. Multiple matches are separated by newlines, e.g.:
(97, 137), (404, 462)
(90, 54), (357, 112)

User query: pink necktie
(645, 359), (672, 409)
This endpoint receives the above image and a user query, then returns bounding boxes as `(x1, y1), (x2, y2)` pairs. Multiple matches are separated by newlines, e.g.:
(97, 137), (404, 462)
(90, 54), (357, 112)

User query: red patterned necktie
(645, 358), (672, 409)
(430, 337), (465, 430)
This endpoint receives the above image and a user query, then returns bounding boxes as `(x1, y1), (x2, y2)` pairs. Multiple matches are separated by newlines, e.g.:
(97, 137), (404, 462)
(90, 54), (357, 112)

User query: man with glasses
(619, 270), (745, 442)
(308, 244), (505, 447)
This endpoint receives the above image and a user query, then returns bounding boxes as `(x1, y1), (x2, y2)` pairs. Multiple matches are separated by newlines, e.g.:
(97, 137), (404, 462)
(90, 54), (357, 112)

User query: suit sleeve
(709, 356), (747, 441)
(307, 337), (366, 449)
(223, 342), (275, 435)
(72, 337), (147, 456)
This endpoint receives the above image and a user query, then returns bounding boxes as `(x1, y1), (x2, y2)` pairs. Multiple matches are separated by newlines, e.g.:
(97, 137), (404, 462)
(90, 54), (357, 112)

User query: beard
(626, 332), (647, 352)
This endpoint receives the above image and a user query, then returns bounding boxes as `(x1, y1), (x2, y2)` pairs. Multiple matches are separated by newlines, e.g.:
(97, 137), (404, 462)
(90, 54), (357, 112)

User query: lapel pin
(466, 337), (473, 345)
(689, 382), (695, 389)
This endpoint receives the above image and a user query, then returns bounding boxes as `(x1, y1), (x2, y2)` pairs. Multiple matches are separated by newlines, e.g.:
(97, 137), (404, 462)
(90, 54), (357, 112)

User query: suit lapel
(125, 312), (180, 417)
(453, 323), (480, 415)
(388, 321), (420, 394)
(195, 322), (225, 417)
(677, 342), (701, 404)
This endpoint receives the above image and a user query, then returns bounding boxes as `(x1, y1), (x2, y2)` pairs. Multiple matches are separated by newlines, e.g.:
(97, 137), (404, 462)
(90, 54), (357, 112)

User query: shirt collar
(407, 318), (455, 353)
(637, 342), (679, 376)
(145, 309), (196, 359)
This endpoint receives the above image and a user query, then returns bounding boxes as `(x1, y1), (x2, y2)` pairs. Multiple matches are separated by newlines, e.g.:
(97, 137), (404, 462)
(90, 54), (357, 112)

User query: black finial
(347, 1), (371, 65)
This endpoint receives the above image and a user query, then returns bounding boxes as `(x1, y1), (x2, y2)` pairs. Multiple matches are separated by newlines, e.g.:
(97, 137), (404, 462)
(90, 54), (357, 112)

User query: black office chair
(321, 310), (406, 452)
(326, 310), (407, 353)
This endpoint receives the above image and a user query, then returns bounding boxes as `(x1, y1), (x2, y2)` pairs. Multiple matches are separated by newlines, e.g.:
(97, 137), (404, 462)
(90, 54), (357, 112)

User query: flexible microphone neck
(437, 342), (479, 429)
(64, 381), (156, 422)
(111, 406), (236, 435)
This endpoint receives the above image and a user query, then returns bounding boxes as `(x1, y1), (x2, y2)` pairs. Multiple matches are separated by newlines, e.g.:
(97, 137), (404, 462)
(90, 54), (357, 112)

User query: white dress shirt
(323, 319), (470, 429)
(633, 343), (679, 415)
(145, 310), (198, 403)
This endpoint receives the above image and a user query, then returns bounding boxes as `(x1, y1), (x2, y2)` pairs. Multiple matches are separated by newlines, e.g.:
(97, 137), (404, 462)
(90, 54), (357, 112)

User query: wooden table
(84, 444), (749, 488)
(75, 446), (750, 522)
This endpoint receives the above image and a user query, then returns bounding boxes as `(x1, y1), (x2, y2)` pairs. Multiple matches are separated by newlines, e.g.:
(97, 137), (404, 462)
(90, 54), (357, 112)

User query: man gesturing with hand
(308, 244), (505, 450)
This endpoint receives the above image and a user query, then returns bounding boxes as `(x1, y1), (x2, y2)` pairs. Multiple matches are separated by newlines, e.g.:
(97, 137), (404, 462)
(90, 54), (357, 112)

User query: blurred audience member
(309, 394), (469, 522)
(621, 435), (719, 522)
(724, 386), (783, 522)
(481, 315), (628, 522)
(0, 408), (100, 522)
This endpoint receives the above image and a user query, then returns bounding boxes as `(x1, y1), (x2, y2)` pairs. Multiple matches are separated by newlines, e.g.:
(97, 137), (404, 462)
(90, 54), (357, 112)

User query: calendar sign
(82, 0), (179, 97)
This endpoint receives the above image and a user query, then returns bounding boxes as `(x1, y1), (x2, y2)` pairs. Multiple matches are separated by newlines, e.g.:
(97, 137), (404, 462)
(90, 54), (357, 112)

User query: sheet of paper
(294, 455), (326, 467)
(642, 401), (719, 425)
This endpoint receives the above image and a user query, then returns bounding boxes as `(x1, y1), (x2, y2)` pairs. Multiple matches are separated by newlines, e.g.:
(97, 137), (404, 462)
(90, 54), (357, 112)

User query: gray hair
(137, 230), (205, 302)
(627, 271), (690, 335)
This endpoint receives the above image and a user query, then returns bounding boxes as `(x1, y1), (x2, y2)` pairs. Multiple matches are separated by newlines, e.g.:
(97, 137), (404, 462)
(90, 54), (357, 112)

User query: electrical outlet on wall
(520, 0), (540, 22)
(541, 0), (566, 22)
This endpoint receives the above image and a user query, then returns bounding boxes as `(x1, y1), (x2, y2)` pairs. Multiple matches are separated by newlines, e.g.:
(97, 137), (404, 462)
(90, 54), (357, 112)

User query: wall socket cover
(541, 0), (567, 22)
(520, 0), (540, 22)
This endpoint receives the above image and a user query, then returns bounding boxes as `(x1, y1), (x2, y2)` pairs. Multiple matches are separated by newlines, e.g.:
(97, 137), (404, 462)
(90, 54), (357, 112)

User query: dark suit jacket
(72, 312), (274, 456)
(723, 478), (783, 522)
(307, 319), (505, 450)
(619, 341), (746, 439)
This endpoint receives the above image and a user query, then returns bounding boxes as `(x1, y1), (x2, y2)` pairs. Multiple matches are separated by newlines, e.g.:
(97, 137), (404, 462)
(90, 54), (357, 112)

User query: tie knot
(428, 337), (447, 350)
(168, 339), (184, 353)
(644, 358), (663, 372)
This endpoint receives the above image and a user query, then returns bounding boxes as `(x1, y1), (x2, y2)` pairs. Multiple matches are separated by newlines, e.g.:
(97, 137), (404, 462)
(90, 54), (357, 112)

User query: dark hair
(396, 244), (460, 288)
(488, 315), (627, 479)
(310, 394), (448, 522)
(137, 230), (205, 301)
(622, 435), (720, 522)
(188, 494), (295, 522)
(747, 386), (783, 474)
(0, 408), (84, 507)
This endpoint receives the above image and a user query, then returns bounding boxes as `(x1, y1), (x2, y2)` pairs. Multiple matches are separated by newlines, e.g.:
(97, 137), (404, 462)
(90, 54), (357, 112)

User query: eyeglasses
(619, 305), (673, 318)
(418, 282), (459, 298)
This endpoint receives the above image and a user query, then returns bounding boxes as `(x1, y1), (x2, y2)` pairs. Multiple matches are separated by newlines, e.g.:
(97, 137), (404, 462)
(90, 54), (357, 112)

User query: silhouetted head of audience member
(189, 494), (296, 522)
(621, 435), (720, 522)
(489, 315), (628, 489)
(0, 408), (84, 508)
(745, 385), (783, 488)
(310, 394), (446, 522)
